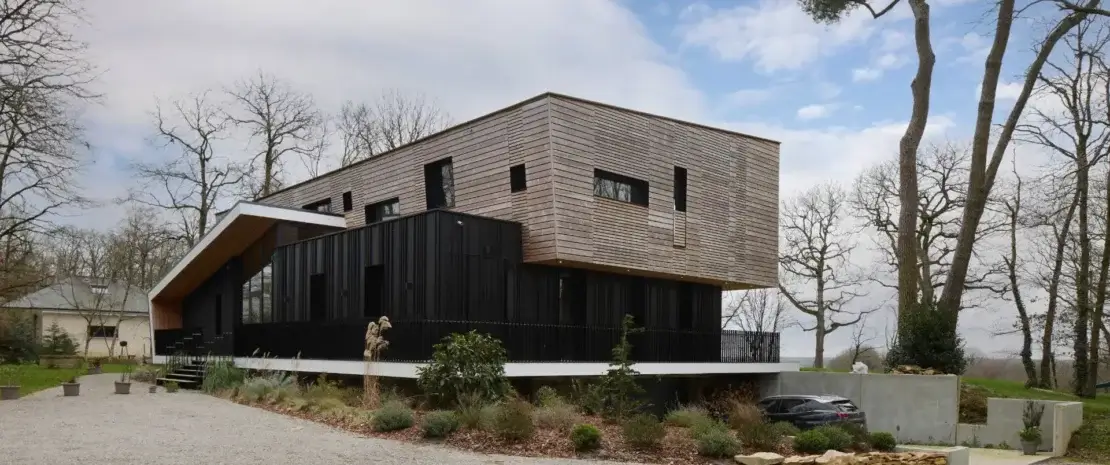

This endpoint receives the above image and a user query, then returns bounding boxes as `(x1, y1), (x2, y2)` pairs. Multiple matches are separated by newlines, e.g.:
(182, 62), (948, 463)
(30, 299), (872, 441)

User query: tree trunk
(1074, 150), (1091, 397)
(896, 0), (935, 324)
(1040, 189), (1080, 388)
(1087, 167), (1110, 395)
(815, 314), (826, 369)
(1007, 198), (1037, 387)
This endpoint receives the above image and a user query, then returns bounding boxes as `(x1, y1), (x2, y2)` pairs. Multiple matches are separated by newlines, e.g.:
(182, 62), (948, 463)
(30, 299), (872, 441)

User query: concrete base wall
(956, 399), (1083, 456)
(763, 372), (960, 444)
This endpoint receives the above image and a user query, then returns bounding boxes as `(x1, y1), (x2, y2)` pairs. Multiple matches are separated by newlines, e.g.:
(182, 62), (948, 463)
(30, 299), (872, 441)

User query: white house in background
(0, 276), (150, 358)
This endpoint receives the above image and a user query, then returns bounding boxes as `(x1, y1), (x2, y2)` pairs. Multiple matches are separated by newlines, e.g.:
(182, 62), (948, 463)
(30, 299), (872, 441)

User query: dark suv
(756, 395), (867, 430)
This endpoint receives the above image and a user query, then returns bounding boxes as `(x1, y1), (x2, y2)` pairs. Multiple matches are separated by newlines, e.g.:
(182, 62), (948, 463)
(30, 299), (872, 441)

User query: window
(365, 197), (400, 224)
(510, 164), (527, 192)
(88, 325), (117, 338)
(424, 157), (455, 209)
(342, 191), (353, 212)
(674, 166), (687, 212)
(309, 273), (327, 322)
(240, 263), (272, 324)
(303, 198), (332, 213)
(364, 265), (384, 318)
(90, 284), (109, 295)
(593, 169), (648, 206)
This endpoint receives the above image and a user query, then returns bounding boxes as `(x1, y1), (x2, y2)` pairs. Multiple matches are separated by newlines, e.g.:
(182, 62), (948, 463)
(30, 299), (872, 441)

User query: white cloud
(879, 29), (908, 51)
(797, 104), (833, 120)
(852, 67), (883, 82)
(726, 87), (777, 107)
(679, 0), (878, 72)
(817, 82), (843, 100)
(852, 52), (907, 82)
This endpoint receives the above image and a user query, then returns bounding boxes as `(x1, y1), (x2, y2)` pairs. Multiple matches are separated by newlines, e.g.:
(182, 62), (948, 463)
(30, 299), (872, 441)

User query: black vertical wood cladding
(181, 258), (242, 340)
(266, 209), (720, 332)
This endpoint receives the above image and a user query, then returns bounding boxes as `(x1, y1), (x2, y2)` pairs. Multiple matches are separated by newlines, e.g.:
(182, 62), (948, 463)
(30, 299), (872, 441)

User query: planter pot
(0, 385), (19, 400)
(62, 382), (80, 397)
(114, 381), (131, 395)
(1020, 440), (1039, 455)
(148, 385), (157, 393)
(88, 366), (102, 375)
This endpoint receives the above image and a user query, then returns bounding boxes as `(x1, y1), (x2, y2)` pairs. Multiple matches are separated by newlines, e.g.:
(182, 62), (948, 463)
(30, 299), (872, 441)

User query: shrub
(421, 410), (459, 438)
(885, 304), (967, 375)
(306, 396), (349, 416)
(690, 418), (730, 440)
(237, 372), (296, 403)
(837, 421), (869, 446)
(0, 313), (38, 363)
(416, 331), (510, 407)
(598, 315), (647, 420)
(201, 361), (245, 393)
(869, 431), (897, 452)
(665, 405), (710, 428)
(570, 379), (605, 415)
(813, 425), (853, 451)
(621, 413), (665, 449)
(793, 429), (831, 454)
(570, 424), (602, 452)
(455, 392), (487, 429)
(39, 322), (77, 357)
(959, 383), (990, 424)
(728, 401), (764, 430)
(303, 373), (345, 401)
(164, 381), (180, 393)
(697, 429), (742, 458)
(768, 421), (800, 437)
(535, 385), (560, 407)
(130, 364), (163, 383)
(372, 400), (415, 432)
(493, 398), (535, 441)
(738, 422), (785, 451)
(534, 401), (579, 431)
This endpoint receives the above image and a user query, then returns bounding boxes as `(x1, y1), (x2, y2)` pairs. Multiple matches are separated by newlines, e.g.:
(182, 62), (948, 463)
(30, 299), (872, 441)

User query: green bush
(372, 400), (415, 432)
(697, 429), (742, 458)
(164, 380), (180, 393)
(665, 405), (710, 428)
(768, 421), (801, 437)
(493, 398), (535, 441)
(598, 315), (647, 420)
(869, 431), (897, 452)
(570, 424), (602, 452)
(201, 361), (245, 393)
(0, 313), (39, 362)
(421, 410), (459, 438)
(689, 418), (730, 440)
(813, 425), (853, 451)
(885, 304), (967, 375)
(416, 331), (510, 407)
(237, 372), (296, 403)
(570, 379), (606, 415)
(534, 401), (579, 431)
(38, 322), (77, 357)
(728, 401), (764, 430)
(535, 385), (560, 407)
(837, 421), (869, 447)
(738, 422), (785, 451)
(455, 392), (487, 429)
(621, 413), (665, 449)
(130, 364), (163, 384)
(794, 429), (831, 454)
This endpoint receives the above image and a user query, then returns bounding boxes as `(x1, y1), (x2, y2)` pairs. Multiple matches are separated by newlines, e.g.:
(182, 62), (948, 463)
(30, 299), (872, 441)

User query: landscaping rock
(815, 450), (854, 465)
(735, 452), (785, 465)
(784, 455), (820, 464)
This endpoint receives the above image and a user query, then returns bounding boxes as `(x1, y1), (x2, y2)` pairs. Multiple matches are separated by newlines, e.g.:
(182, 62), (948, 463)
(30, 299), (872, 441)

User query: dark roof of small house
(0, 276), (149, 314)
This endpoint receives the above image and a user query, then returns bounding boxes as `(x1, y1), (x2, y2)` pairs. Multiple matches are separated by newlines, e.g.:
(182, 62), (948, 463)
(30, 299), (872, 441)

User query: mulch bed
(230, 396), (727, 464)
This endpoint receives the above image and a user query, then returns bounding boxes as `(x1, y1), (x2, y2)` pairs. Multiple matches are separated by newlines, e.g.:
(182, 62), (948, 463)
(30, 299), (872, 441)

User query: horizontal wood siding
(547, 96), (778, 289)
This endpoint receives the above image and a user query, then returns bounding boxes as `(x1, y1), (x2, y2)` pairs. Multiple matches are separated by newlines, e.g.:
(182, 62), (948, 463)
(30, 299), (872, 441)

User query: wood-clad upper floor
(256, 93), (779, 290)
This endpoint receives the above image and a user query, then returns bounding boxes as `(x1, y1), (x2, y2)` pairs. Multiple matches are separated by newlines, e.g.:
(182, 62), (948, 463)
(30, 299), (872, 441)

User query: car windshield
(831, 400), (858, 412)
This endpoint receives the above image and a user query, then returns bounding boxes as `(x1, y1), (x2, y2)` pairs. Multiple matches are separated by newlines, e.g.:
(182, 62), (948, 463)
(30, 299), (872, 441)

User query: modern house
(148, 92), (790, 380)
(1, 276), (151, 358)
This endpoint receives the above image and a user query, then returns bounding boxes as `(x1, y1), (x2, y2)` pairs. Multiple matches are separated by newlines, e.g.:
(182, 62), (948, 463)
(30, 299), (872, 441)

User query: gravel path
(0, 374), (635, 465)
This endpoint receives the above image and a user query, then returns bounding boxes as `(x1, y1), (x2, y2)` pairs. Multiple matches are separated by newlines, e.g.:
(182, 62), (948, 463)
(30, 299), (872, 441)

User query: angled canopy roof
(148, 201), (347, 303)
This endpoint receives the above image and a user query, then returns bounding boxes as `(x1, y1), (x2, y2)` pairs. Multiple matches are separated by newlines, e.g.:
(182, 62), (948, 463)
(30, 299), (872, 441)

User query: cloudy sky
(63, 0), (1066, 359)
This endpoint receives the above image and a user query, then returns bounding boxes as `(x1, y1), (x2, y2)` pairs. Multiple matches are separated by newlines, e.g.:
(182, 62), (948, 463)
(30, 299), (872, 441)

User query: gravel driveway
(0, 374), (634, 465)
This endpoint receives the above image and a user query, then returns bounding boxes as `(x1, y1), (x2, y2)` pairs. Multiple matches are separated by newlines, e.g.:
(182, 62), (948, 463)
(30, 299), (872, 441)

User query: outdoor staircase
(156, 359), (206, 390)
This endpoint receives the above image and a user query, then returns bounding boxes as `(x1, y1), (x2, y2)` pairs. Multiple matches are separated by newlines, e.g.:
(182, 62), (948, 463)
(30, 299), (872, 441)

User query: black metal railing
(232, 320), (780, 363)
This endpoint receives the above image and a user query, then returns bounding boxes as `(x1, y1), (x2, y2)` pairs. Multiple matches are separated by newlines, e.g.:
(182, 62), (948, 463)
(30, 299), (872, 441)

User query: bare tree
(847, 313), (879, 366)
(996, 159), (1038, 386)
(129, 92), (247, 247)
(778, 183), (873, 368)
(1015, 18), (1110, 396)
(228, 71), (322, 198)
(722, 288), (793, 333)
(336, 90), (450, 166)
(0, 0), (94, 299)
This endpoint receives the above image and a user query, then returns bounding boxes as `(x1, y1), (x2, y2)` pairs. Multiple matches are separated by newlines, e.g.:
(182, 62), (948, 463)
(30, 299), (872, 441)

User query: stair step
(156, 376), (199, 386)
(169, 372), (203, 379)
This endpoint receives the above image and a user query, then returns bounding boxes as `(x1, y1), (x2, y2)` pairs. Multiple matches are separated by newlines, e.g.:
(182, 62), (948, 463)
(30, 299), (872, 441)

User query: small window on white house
(88, 325), (117, 338)
(91, 285), (109, 295)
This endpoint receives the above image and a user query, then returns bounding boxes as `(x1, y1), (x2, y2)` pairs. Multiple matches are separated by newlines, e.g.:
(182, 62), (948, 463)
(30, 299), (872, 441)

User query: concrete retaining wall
(763, 371), (960, 444)
(956, 399), (1083, 456)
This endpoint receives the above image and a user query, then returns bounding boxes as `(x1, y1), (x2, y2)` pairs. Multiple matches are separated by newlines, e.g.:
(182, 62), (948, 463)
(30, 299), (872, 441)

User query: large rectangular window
(365, 197), (400, 224)
(364, 265), (385, 318)
(88, 325), (117, 338)
(303, 198), (332, 213)
(674, 166), (687, 212)
(593, 169), (648, 206)
(424, 157), (455, 209)
(241, 263), (272, 324)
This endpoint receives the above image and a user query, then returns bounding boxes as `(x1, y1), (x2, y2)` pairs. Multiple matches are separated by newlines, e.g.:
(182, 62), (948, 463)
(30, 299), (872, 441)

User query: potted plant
(165, 381), (179, 393)
(0, 363), (25, 400)
(115, 342), (132, 394)
(148, 385), (157, 393)
(62, 376), (80, 397)
(1019, 400), (1046, 455)
(88, 358), (103, 375)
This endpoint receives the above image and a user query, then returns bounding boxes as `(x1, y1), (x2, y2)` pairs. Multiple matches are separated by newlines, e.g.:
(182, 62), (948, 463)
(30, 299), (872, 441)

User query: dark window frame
(424, 157), (455, 209)
(674, 166), (688, 212)
(341, 191), (353, 212)
(593, 169), (648, 206)
(302, 198), (332, 213)
(365, 197), (401, 224)
(510, 164), (527, 192)
(87, 325), (117, 338)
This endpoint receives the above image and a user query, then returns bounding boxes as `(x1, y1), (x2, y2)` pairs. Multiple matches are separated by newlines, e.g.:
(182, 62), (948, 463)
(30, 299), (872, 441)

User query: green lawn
(2, 363), (133, 396)
(962, 377), (1110, 462)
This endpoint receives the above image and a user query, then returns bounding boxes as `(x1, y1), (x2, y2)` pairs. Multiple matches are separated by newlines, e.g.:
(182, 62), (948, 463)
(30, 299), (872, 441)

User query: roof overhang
(148, 202), (347, 303)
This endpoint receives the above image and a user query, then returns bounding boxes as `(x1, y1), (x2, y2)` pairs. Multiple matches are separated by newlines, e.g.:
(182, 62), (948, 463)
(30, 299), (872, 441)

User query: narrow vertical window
(309, 273), (327, 322)
(674, 166), (687, 212)
(424, 157), (455, 209)
(342, 191), (353, 212)
(364, 265), (385, 318)
(510, 164), (527, 192)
